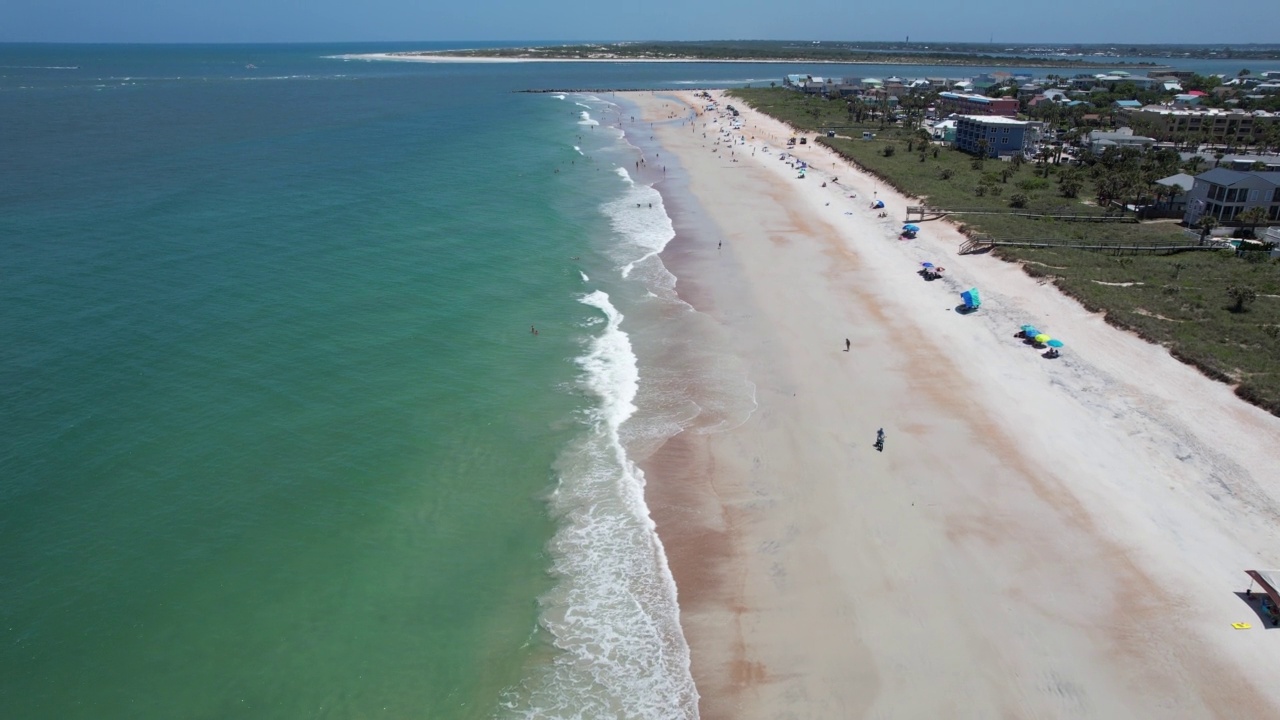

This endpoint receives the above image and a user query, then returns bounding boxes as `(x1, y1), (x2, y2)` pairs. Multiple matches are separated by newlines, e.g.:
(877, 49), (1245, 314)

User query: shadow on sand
(1234, 592), (1280, 628)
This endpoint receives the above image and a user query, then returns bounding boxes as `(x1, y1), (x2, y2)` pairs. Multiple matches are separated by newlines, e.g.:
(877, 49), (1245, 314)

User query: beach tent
(961, 288), (981, 310)
(1247, 570), (1280, 607)
(873, 200), (885, 209)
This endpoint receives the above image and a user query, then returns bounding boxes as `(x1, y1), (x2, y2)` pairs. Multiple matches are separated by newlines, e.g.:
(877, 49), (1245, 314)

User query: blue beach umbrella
(922, 262), (934, 268)
(1047, 339), (1064, 348)
(903, 224), (920, 232)
(1021, 324), (1039, 334)
(961, 288), (981, 309)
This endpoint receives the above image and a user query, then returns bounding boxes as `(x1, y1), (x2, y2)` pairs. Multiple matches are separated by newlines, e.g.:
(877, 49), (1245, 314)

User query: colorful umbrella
(961, 288), (981, 309)
(903, 224), (920, 232)
(922, 262), (934, 268)
(1021, 324), (1040, 335)
(1047, 339), (1064, 348)
(1033, 333), (1051, 344)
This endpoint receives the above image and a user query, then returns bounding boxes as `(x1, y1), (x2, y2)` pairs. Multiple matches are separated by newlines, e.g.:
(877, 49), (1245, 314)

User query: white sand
(621, 90), (1280, 718)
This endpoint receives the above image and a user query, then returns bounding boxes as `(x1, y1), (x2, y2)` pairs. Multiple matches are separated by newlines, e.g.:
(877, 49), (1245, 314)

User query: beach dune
(622, 90), (1280, 718)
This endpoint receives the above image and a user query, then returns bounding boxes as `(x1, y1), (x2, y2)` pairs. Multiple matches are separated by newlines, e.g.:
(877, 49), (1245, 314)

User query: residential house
(1155, 173), (1195, 211)
(931, 119), (958, 144)
(1217, 154), (1280, 172)
(1183, 168), (1280, 224)
(954, 115), (1038, 158)
(1114, 99), (1143, 110)
(1089, 127), (1157, 153)
(1173, 93), (1202, 106)
(936, 91), (1019, 117)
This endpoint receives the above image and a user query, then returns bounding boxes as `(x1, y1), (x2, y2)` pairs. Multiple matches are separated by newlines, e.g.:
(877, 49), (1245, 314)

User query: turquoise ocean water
(0, 45), (1243, 719)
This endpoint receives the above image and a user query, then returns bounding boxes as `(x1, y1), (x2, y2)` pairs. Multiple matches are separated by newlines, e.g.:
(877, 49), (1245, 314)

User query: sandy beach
(618, 89), (1280, 718)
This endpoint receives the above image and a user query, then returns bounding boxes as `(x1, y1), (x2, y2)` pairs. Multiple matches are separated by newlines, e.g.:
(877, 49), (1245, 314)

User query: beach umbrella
(1047, 339), (1064, 348)
(1020, 324), (1039, 335)
(961, 288), (981, 309)
(874, 200), (885, 209)
(922, 262), (934, 268)
(1033, 333), (1051, 344)
(903, 224), (920, 232)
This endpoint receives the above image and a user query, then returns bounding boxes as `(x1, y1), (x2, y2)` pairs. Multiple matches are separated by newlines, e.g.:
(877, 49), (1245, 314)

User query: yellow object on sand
(1033, 334), (1051, 344)
(1232, 622), (1252, 629)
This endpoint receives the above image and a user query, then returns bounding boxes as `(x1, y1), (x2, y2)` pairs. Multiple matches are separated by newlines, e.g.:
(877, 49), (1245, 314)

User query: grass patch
(1003, 248), (1280, 412)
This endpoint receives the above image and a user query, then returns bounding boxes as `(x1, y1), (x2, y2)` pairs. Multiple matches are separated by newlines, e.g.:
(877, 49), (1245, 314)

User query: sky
(3, 0), (1279, 45)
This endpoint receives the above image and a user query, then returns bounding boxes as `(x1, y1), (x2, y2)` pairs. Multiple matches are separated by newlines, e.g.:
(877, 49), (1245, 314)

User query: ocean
(0, 43), (1253, 719)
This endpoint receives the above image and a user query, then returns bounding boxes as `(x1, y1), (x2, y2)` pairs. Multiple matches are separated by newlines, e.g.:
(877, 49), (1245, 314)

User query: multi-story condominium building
(954, 116), (1038, 158)
(937, 91), (1020, 117)
(1183, 168), (1280, 224)
(1123, 106), (1280, 145)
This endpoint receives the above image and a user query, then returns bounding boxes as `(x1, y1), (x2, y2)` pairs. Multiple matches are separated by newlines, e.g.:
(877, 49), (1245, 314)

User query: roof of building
(1089, 130), (1155, 143)
(1114, 99), (1143, 108)
(1195, 167), (1280, 187)
(957, 115), (1031, 126)
(1156, 173), (1196, 189)
(1220, 154), (1280, 167)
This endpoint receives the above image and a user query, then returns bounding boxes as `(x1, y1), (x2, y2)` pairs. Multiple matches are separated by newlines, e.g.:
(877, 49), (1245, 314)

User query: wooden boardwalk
(959, 235), (1220, 256)
(907, 205), (1137, 224)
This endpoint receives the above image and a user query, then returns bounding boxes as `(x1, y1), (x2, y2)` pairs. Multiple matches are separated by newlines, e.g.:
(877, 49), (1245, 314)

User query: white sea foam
(600, 174), (674, 280)
(579, 271), (589, 283)
(574, 102), (591, 110)
(573, 145), (584, 156)
(553, 94), (566, 100)
(577, 111), (599, 127)
(499, 291), (698, 719)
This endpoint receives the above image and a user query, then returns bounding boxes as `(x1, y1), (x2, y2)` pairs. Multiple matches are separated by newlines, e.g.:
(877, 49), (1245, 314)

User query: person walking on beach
(845, 338), (851, 352)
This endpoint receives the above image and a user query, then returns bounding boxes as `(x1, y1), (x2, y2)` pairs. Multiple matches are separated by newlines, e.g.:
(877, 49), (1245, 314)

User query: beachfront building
(1183, 168), (1280, 224)
(936, 91), (1019, 118)
(954, 116), (1038, 158)
(1124, 106), (1280, 145)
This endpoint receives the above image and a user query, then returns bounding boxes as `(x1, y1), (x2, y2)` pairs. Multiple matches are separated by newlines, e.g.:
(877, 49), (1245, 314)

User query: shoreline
(617, 89), (1280, 717)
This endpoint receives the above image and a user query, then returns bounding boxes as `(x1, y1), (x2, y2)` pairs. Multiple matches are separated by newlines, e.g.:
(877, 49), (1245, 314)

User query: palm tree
(1239, 206), (1269, 237)
(1183, 155), (1205, 174)
(1197, 214), (1218, 245)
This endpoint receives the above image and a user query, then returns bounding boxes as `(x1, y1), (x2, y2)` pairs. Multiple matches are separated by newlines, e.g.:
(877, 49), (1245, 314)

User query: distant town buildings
(936, 91), (1020, 117)
(1123, 106), (1280, 145)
